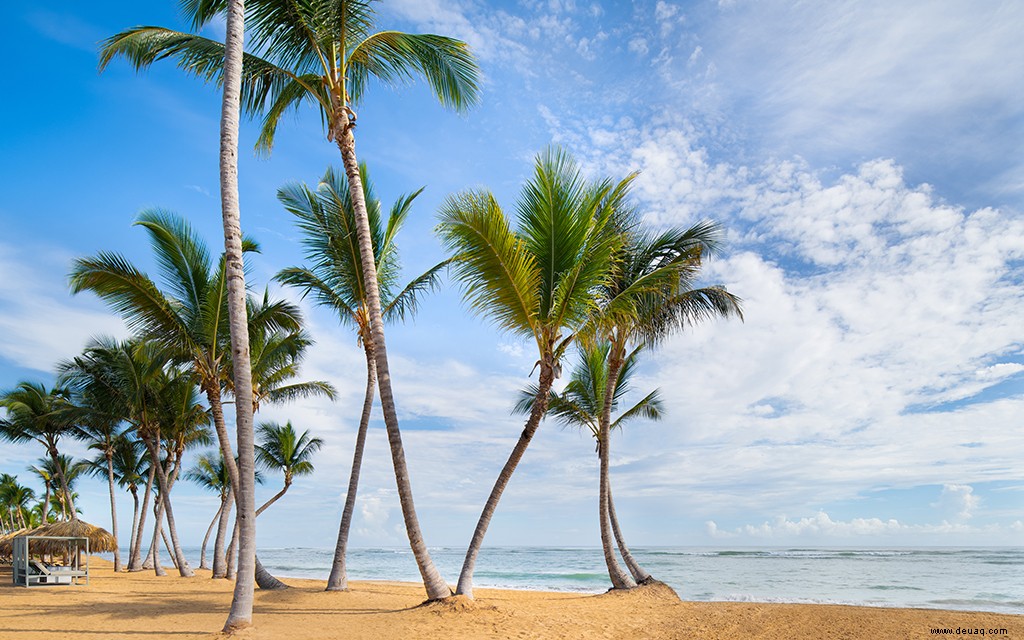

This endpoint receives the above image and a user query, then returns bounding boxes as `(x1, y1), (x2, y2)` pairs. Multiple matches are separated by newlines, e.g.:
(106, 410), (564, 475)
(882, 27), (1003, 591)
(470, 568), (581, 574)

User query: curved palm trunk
(218, 0), (256, 631)
(162, 526), (179, 570)
(327, 344), (376, 591)
(200, 501), (222, 570)
(607, 481), (651, 584)
(129, 463), (156, 571)
(143, 438), (194, 577)
(456, 358), (556, 598)
(105, 451), (122, 572)
(213, 487), (233, 578)
(250, 485), (291, 590)
(598, 352), (636, 590)
(336, 123), (448, 601)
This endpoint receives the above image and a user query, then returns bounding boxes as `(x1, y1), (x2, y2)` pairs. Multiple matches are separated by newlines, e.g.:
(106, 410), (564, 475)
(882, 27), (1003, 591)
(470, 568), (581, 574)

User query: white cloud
(708, 509), (1016, 540)
(935, 484), (980, 521)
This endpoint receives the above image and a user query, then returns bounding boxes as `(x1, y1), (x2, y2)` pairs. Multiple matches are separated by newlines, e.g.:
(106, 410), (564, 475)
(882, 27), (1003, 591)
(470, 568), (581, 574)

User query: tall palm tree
(437, 147), (627, 598)
(100, 1), (479, 601)
(0, 382), (78, 520)
(587, 218), (743, 588)
(277, 165), (446, 591)
(515, 343), (663, 586)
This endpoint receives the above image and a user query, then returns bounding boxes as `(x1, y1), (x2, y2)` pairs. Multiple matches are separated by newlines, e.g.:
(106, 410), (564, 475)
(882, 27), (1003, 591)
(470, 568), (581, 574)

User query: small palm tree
(515, 343), (663, 586)
(277, 164), (445, 591)
(101, 1), (480, 601)
(0, 383), (78, 520)
(108, 434), (147, 566)
(585, 216), (742, 587)
(254, 421), (322, 515)
(437, 147), (627, 598)
(186, 452), (232, 572)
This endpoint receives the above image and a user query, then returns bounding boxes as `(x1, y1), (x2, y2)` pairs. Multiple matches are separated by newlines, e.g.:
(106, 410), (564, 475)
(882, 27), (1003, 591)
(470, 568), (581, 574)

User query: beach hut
(12, 535), (90, 586)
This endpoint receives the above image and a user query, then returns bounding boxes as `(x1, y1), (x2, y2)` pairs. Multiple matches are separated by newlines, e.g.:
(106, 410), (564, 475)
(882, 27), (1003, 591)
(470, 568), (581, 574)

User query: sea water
(230, 547), (1021, 614)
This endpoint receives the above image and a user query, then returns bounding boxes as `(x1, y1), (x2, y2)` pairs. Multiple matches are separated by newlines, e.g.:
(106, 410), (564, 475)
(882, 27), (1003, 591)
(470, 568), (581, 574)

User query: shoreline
(0, 559), (1021, 639)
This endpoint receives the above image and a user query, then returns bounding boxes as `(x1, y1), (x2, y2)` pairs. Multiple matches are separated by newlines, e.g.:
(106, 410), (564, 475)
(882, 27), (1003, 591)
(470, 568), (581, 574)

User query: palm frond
(348, 31), (480, 111)
(437, 190), (540, 338)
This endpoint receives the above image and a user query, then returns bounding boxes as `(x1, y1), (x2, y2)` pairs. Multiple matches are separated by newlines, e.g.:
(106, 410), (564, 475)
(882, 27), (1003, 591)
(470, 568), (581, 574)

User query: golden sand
(0, 559), (1020, 639)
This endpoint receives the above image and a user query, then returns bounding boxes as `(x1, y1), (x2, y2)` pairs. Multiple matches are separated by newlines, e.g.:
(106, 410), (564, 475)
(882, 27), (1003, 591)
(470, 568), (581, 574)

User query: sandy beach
(0, 559), (1019, 639)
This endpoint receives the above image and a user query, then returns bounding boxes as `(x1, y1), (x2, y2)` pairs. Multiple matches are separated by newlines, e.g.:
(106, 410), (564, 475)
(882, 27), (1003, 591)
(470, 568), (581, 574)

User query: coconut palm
(26, 464), (53, 525)
(186, 452), (232, 572)
(0, 475), (34, 531)
(59, 338), (141, 572)
(276, 164), (446, 591)
(108, 434), (147, 565)
(0, 383), (79, 521)
(69, 212), (299, 579)
(436, 147), (628, 598)
(584, 217), (743, 587)
(101, 0), (479, 600)
(515, 343), (664, 586)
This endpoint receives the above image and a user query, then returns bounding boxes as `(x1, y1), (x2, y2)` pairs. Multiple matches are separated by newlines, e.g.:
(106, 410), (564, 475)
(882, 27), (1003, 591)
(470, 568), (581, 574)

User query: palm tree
(0, 475), (34, 531)
(59, 337), (140, 572)
(0, 382), (79, 520)
(277, 164), (445, 591)
(108, 434), (147, 566)
(69, 212), (299, 579)
(254, 421), (322, 516)
(26, 464), (53, 525)
(515, 343), (663, 586)
(186, 452), (232, 572)
(100, 1), (479, 601)
(436, 147), (628, 598)
(586, 217), (743, 587)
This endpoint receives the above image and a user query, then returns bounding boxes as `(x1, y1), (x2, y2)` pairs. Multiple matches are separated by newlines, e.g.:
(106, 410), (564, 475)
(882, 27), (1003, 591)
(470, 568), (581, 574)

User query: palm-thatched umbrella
(31, 519), (117, 553)
(0, 527), (33, 557)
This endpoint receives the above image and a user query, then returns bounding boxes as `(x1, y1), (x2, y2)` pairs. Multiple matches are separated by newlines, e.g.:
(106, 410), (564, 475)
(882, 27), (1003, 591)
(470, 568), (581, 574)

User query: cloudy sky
(1, 0), (1022, 555)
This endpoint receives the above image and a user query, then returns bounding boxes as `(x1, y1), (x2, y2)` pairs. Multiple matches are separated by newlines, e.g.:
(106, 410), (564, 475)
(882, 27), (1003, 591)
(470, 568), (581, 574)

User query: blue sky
(1, 0), (1022, 554)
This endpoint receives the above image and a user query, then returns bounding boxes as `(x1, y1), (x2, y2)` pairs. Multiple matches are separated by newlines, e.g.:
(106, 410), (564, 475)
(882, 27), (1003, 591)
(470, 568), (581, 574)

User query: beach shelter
(12, 534), (90, 586)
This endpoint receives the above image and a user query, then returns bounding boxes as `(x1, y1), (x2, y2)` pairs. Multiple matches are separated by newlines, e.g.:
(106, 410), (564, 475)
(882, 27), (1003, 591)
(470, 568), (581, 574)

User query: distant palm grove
(0, 0), (741, 634)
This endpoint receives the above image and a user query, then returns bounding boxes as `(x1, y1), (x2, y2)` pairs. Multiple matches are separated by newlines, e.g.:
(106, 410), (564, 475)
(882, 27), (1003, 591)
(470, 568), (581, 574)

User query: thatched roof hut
(32, 520), (117, 553)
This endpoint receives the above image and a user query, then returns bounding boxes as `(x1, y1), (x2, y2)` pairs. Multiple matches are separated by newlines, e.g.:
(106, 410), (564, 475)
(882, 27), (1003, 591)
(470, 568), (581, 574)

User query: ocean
(225, 546), (1023, 614)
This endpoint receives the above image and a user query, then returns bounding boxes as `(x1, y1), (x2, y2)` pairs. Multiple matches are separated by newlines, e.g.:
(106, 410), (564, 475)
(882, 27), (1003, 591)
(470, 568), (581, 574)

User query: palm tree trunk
(213, 487), (233, 578)
(598, 351), (636, 590)
(129, 463), (156, 571)
(254, 484), (288, 517)
(456, 358), (557, 598)
(162, 526), (178, 570)
(200, 502), (222, 570)
(48, 447), (77, 520)
(607, 482), (651, 584)
(226, 517), (239, 579)
(128, 487), (140, 566)
(218, 0), (256, 631)
(254, 555), (288, 590)
(105, 451), (122, 572)
(147, 498), (166, 576)
(143, 437), (194, 577)
(327, 344), (376, 591)
(335, 122), (448, 601)
(40, 481), (50, 525)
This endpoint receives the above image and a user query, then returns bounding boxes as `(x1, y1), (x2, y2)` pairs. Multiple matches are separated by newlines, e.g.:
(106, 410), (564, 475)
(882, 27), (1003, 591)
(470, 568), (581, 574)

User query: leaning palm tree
(254, 421), (322, 516)
(26, 465), (53, 525)
(515, 343), (663, 586)
(585, 216), (743, 587)
(0, 383), (79, 521)
(436, 147), (627, 598)
(100, 0), (479, 601)
(277, 164), (445, 591)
